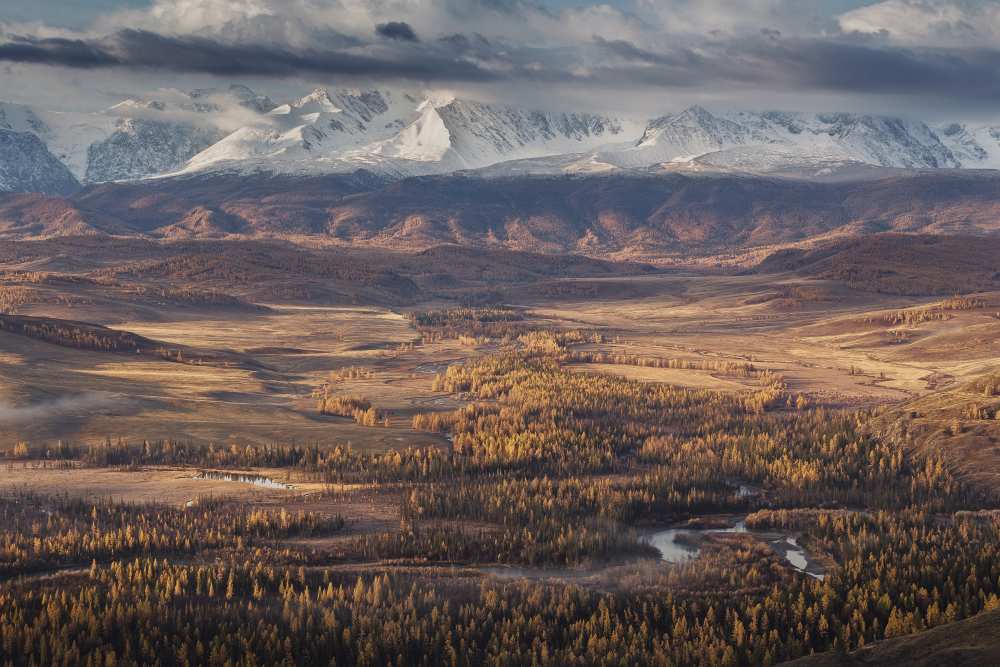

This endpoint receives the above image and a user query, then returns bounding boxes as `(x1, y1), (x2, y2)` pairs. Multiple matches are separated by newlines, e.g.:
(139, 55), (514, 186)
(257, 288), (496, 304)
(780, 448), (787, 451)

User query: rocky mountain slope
(0, 130), (80, 196)
(6, 85), (1000, 192)
(0, 85), (276, 186)
(85, 119), (224, 183)
(0, 102), (115, 184)
(937, 122), (1000, 169)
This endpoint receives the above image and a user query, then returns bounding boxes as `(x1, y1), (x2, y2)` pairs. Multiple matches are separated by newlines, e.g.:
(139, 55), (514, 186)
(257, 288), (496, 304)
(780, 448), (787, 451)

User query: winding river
(643, 519), (826, 580)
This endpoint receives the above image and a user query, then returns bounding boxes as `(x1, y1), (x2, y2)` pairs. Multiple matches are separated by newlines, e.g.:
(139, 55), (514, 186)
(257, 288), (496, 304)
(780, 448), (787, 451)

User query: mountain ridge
(4, 170), (1000, 264)
(6, 85), (1000, 194)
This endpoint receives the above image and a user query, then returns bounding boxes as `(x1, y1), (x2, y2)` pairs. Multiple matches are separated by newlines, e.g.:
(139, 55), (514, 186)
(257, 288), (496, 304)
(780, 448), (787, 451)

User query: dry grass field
(3, 239), (1000, 666)
(0, 464), (309, 504)
(4, 269), (998, 455)
(522, 275), (1000, 407)
(0, 303), (461, 450)
(0, 245), (997, 558)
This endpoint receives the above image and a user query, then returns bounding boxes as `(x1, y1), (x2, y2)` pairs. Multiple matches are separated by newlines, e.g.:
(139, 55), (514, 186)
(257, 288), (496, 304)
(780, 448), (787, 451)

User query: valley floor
(1, 241), (999, 666)
(3, 271), (997, 450)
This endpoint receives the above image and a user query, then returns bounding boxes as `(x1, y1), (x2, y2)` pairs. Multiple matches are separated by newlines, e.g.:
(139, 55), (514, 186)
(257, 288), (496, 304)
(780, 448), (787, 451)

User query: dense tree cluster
(414, 353), (788, 474)
(3, 506), (1000, 667)
(0, 314), (234, 366)
(408, 306), (529, 342)
(73, 438), (455, 483)
(867, 296), (990, 327)
(316, 395), (384, 426)
(348, 520), (655, 566)
(0, 271), (106, 286)
(969, 373), (1000, 398)
(563, 350), (757, 377)
(0, 493), (344, 579)
(0, 286), (92, 313)
(6, 321), (1000, 665)
(402, 471), (750, 527)
(0, 314), (150, 354)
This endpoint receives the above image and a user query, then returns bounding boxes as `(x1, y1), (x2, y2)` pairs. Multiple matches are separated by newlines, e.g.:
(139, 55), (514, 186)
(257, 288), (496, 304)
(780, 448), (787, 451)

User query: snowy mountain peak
(425, 90), (457, 108)
(371, 102), (453, 163)
(936, 122), (1000, 169)
(5, 85), (1000, 193)
(326, 89), (391, 123)
(108, 99), (167, 113)
(615, 107), (959, 171)
(645, 105), (722, 129)
(175, 88), (638, 178)
(293, 89), (341, 113)
(630, 106), (749, 162)
(670, 105), (716, 125)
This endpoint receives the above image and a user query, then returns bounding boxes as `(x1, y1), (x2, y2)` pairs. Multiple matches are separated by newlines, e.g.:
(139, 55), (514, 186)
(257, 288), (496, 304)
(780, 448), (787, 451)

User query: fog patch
(105, 87), (275, 133)
(0, 393), (121, 423)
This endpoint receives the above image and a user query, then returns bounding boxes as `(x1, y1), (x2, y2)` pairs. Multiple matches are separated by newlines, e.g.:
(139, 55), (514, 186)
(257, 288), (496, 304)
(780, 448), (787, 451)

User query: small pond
(192, 470), (294, 490)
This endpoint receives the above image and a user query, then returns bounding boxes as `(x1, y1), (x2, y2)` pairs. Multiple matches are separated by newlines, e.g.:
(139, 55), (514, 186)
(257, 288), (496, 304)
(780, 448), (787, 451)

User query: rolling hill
(782, 607), (1000, 667)
(2, 171), (1000, 262)
(755, 234), (1000, 295)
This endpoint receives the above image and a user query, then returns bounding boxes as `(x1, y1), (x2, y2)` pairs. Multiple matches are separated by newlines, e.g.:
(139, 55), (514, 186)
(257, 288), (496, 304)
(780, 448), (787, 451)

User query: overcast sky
(2, 0), (1000, 120)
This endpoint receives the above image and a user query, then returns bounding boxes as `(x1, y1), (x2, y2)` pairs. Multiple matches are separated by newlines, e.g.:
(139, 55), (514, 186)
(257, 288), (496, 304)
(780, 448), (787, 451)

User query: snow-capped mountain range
(180, 88), (639, 179)
(4, 84), (1000, 194)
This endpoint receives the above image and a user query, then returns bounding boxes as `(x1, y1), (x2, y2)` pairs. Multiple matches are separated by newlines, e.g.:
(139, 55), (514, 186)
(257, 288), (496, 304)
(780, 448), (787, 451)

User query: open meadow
(1, 239), (999, 666)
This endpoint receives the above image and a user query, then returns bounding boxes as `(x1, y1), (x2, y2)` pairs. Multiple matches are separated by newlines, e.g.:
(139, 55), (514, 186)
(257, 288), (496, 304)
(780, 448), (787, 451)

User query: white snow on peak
(593, 106), (961, 175)
(0, 102), (117, 180)
(6, 88), (1000, 186)
(369, 101), (454, 163)
(937, 122), (1000, 170)
(290, 88), (342, 114)
(173, 88), (638, 178)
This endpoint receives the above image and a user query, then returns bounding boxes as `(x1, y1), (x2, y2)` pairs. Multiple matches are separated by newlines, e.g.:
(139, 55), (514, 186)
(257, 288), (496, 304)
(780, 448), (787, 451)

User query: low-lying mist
(0, 393), (121, 424)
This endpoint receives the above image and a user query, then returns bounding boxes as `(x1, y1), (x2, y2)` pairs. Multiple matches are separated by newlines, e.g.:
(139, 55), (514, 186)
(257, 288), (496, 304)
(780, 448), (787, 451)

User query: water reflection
(643, 521), (746, 563)
(644, 520), (825, 580)
(192, 470), (294, 490)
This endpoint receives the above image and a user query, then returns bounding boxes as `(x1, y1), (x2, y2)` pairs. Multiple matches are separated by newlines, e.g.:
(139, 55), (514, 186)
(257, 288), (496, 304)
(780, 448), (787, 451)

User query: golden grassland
(1, 267), (998, 563)
(2, 266), (1000, 665)
(2, 273), (998, 451)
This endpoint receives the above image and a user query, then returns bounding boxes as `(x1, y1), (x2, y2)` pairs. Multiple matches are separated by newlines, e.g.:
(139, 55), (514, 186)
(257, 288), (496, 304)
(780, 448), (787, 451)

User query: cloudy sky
(2, 0), (1000, 119)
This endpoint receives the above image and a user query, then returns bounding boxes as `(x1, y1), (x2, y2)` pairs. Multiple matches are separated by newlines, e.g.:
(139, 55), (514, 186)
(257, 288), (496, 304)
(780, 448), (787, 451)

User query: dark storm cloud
(0, 34), (118, 67)
(722, 35), (1000, 99)
(593, 36), (704, 68)
(588, 34), (1000, 101)
(0, 30), (499, 81)
(437, 33), (495, 60)
(375, 21), (419, 43)
(4, 27), (1000, 104)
